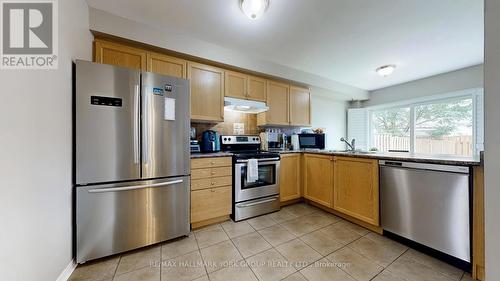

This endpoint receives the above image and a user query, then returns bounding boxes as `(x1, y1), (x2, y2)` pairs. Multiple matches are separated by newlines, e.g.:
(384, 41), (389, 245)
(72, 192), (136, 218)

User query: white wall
(310, 89), (348, 150)
(363, 64), (484, 107)
(484, 0), (500, 280)
(0, 1), (92, 281)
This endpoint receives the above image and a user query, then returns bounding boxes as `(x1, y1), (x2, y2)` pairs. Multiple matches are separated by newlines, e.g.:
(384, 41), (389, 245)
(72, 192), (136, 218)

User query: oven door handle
(236, 196), (279, 208)
(236, 157), (280, 163)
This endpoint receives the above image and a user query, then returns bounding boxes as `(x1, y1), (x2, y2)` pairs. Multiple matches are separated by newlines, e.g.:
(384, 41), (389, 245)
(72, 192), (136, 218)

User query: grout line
(111, 255), (122, 280)
(220, 223), (262, 281)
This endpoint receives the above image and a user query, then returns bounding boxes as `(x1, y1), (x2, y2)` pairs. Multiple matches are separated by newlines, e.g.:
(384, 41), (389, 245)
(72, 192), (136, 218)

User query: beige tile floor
(69, 203), (474, 281)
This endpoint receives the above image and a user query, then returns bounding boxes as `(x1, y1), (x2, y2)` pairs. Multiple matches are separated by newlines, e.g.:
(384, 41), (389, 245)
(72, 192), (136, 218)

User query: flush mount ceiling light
(240, 0), (269, 20)
(376, 64), (396, 77)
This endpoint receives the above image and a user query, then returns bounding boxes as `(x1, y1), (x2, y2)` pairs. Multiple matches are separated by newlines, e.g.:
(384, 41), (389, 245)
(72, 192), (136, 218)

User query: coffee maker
(260, 130), (287, 151)
(190, 127), (200, 152)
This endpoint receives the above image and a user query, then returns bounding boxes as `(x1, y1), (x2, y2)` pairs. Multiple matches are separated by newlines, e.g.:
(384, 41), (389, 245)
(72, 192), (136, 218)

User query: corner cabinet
(279, 153), (302, 202)
(333, 157), (379, 226)
(94, 39), (146, 70)
(188, 62), (225, 122)
(303, 154), (334, 208)
(289, 86), (311, 126)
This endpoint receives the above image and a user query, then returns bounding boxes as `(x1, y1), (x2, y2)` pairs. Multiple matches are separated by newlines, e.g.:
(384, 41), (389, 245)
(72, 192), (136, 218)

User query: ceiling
(85, 0), (484, 91)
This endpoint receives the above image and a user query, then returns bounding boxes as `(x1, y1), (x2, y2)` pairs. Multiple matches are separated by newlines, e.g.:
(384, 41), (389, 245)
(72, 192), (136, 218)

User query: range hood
(224, 97), (269, 114)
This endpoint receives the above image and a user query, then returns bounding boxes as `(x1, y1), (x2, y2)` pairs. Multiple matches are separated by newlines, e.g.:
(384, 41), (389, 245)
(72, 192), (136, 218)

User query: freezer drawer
(76, 177), (190, 263)
(380, 162), (470, 262)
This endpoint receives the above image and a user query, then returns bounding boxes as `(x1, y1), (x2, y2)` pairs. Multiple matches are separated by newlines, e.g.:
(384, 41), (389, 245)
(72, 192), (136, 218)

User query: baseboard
(56, 259), (77, 281)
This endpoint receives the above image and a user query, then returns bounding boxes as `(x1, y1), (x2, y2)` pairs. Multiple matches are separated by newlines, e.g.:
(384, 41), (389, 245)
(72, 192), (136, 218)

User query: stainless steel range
(221, 135), (281, 221)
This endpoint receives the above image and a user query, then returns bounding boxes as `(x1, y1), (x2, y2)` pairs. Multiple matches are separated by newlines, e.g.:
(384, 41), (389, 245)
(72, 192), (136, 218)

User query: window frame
(366, 88), (483, 156)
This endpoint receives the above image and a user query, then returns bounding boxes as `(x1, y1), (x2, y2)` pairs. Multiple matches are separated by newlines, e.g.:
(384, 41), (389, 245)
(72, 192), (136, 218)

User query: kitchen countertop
(190, 152), (234, 158)
(278, 149), (482, 166)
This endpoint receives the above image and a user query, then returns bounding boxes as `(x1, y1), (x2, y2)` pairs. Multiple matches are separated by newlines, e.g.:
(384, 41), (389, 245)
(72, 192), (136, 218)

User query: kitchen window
(348, 89), (484, 157)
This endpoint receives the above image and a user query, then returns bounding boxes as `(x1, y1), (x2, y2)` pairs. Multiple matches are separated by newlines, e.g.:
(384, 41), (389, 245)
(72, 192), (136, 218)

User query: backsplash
(191, 110), (260, 140)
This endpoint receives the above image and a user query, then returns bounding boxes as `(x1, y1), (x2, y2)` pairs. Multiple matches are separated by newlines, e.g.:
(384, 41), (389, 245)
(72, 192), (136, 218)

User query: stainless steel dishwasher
(379, 160), (471, 262)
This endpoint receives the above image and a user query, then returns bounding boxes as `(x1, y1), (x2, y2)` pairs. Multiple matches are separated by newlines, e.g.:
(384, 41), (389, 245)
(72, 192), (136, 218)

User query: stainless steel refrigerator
(74, 60), (190, 263)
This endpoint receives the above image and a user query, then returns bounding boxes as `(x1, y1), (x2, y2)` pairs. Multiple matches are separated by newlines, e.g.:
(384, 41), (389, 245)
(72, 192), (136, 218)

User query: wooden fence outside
(372, 134), (473, 156)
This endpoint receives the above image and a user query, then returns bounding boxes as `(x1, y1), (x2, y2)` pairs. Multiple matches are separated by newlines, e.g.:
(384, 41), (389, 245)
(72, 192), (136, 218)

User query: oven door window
(240, 164), (276, 189)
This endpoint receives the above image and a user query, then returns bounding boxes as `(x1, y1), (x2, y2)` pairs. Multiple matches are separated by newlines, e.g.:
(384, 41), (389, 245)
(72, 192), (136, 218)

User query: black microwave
(298, 134), (325, 149)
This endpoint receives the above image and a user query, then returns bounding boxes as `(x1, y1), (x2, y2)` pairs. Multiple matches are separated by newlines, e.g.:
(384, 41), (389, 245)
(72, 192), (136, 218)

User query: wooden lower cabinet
(190, 157), (232, 228)
(279, 154), (302, 202)
(191, 186), (232, 223)
(333, 157), (379, 226)
(303, 154), (334, 208)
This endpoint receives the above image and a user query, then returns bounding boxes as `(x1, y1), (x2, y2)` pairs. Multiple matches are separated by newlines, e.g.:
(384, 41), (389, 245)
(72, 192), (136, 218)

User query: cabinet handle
(211, 171), (216, 175)
(211, 182), (215, 185)
(211, 161), (216, 165)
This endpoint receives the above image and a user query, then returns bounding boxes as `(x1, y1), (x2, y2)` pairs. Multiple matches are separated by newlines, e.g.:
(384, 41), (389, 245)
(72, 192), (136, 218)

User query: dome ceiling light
(376, 64), (397, 76)
(240, 0), (269, 20)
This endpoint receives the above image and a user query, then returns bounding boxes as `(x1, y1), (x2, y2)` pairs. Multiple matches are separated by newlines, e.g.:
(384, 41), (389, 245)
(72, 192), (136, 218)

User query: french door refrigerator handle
(133, 84), (140, 164)
(87, 179), (184, 193)
(142, 86), (150, 164)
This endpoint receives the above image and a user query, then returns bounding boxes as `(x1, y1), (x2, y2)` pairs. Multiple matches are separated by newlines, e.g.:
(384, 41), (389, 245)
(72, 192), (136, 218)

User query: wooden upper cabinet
(333, 157), (379, 226)
(247, 76), (267, 101)
(303, 154), (334, 208)
(279, 154), (301, 202)
(289, 86), (311, 126)
(258, 81), (289, 126)
(94, 40), (146, 70)
(188, 62), (225, 122)
(225, 71), (247, 99)
(147, 52), (187, 78)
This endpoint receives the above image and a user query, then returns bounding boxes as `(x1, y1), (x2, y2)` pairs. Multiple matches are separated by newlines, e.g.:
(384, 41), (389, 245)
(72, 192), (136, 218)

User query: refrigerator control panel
(91, 96), (122, 107)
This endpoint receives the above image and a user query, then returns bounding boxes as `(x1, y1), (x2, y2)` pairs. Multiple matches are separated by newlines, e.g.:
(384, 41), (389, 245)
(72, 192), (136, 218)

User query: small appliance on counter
(260, 129), (287, 151)
(201, 130), (221, 152)
(291, 134), (300, 150)
(298, 133), (325, 149)
(190, 127), (200, 152)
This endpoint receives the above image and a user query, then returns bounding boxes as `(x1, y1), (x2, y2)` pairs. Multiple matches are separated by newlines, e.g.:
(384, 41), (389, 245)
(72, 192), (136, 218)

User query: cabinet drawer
(191, 176), (232, 191)
(191, 186), (232, 223)
(191, 157), (232, 169)
(191, 167), (232, 180)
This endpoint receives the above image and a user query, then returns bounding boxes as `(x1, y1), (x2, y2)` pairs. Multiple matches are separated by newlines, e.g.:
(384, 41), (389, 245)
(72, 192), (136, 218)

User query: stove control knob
(228, 137), (232, 141)
(224, 138), (227, 141)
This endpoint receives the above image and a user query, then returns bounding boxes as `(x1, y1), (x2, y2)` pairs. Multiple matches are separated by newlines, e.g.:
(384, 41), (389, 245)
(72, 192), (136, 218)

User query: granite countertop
(278, 149), (481, 166)
(190, 152), (234, 158)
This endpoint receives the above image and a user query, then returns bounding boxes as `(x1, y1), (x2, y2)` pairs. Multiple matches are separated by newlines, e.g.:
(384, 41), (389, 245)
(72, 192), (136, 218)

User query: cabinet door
(247, 76), (267, 101)
(94, 40), (146, 70)
(289, 86), (311, 126)
(191, 186), (232, 223)
(188, 62), (225, 122)
(225, 71), (247, 99)
(334, 157), (379, 226)
(279, 154), (301, 202)
(303, 154), (334, 207)
(147, 52), (187, 78)
(264, 81), (290, 125)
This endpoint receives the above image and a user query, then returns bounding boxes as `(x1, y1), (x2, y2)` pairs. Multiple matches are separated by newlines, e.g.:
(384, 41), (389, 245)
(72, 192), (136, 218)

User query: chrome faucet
(340, 137), (356, 151)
